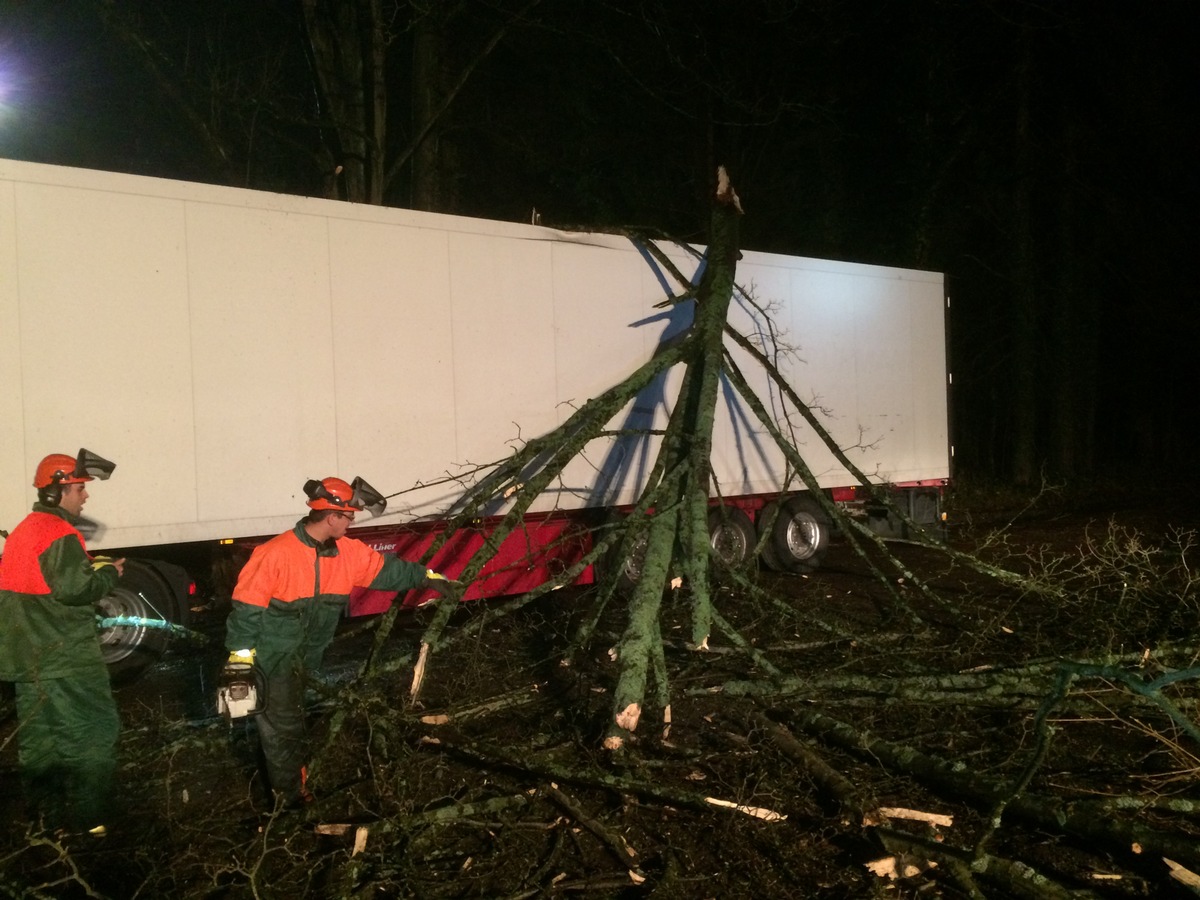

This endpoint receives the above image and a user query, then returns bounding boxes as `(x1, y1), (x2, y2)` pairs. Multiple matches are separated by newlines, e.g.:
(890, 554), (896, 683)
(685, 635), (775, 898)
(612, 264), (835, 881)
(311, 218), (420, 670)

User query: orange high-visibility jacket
(225, 522), (427, 676)
(0, 505), (119, 680)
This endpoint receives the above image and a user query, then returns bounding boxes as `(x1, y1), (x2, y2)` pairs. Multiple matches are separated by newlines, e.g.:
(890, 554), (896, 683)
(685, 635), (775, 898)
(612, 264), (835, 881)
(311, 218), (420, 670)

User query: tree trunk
(301, 0), (374, 203)
(1049, 113), (1098, 480)
(1010, 23), (1039, 486)
(410, 4), (445, 211)
(603, 172), (743, 749)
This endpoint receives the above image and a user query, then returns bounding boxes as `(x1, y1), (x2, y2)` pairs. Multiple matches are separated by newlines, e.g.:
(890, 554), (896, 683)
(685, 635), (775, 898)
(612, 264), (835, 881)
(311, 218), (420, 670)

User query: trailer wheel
(707, 506), (756, 571)
(755, 501), (785, 571)
(96, 560), (186, 683)
(766, 494), (830, 573)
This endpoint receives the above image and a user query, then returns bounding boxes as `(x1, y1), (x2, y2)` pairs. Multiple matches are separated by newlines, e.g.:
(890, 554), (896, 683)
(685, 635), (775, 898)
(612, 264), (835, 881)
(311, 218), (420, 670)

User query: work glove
(90, 555), (125, 577)
(424, 569), (463, 599)
(228, 648), (256, 666)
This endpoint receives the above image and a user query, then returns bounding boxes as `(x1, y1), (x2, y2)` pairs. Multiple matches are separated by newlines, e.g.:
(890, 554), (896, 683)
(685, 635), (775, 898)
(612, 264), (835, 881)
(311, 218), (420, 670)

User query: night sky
(2, 0), (1196, 484)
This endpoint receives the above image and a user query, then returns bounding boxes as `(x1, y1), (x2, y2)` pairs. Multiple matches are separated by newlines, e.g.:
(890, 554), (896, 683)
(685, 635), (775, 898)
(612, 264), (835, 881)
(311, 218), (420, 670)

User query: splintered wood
(703, 797), (787, 822)
(865, 806), (954, 828)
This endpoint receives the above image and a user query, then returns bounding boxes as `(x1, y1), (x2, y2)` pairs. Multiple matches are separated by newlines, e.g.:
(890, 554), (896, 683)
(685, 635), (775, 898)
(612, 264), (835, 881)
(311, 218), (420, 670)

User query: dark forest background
(2, 0), (1195, 486)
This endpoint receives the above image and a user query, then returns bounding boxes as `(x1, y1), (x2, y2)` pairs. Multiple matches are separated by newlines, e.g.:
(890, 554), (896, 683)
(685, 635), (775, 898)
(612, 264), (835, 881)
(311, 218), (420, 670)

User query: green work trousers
(14, 663), (120, 831)
(255, 664), (310, 807)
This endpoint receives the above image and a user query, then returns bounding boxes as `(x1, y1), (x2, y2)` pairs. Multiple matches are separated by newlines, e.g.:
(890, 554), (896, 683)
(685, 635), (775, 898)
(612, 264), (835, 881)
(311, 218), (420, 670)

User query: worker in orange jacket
(0, 450), (124, 835)
(224, 475), (454, 808)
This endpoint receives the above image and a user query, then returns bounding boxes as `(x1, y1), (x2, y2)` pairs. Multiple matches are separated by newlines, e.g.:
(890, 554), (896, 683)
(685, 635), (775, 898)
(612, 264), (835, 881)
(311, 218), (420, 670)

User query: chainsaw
(216, 661), (266, 720)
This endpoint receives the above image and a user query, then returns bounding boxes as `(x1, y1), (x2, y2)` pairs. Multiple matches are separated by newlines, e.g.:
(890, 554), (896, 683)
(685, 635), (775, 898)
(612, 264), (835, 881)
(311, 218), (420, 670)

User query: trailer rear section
(0, 158), (950, 674)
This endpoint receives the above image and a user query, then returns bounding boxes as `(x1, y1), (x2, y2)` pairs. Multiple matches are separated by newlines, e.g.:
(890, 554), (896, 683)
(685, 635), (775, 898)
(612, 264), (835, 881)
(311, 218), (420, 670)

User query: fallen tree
(3, 172), (1197, 898)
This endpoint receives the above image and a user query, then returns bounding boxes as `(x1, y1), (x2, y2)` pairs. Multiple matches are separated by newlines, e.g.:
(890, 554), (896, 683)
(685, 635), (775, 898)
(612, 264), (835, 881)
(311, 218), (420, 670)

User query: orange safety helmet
(304, 477), (358, 511)
(303, 476), (386, 516)
(33, 449), (116, 488)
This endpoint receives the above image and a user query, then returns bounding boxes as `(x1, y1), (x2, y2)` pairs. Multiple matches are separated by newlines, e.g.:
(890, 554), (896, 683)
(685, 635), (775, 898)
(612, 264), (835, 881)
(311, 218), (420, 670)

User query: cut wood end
(628, 870), (646, 885)
(615, 702), (641, 732)
(603, 734), (624, 751)
(670, 576), (683, 590)
(692, 636), (710, 652)
(351, 826), (368, 857)
(420, 714), (450, 725)
(715, 166), (744, 213)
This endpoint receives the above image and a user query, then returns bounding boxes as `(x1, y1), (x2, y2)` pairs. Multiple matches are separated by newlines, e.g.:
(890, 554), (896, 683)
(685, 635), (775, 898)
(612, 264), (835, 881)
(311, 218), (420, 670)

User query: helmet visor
(75, 448), (116, 481)
(349, 477), (386, 517)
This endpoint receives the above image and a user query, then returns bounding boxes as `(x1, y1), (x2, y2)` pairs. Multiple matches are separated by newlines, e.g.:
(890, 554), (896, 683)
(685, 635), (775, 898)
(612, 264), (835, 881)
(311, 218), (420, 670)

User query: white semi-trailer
(0, 157), (950, 674)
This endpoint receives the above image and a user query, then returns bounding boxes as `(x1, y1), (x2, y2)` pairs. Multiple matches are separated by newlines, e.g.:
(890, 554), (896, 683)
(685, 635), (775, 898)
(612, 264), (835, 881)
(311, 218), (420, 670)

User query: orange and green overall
(224, 521), (427, 805)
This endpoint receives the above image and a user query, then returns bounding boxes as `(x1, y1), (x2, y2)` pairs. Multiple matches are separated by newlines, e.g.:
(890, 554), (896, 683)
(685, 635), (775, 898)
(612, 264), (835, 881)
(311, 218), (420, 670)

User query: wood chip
(865, 854), (938, 881)
(314, 823), (351, 836)
(1165, 858), (1200, 888)
(410, 642), (430, 700)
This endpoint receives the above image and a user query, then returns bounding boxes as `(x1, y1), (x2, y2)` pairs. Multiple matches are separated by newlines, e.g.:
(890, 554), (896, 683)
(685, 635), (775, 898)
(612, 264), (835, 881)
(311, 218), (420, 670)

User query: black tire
(766, 494), (831, 573)
(707, 505), (757, 571)
(96, 559), (185, 682)
(755, 501), (786, 571)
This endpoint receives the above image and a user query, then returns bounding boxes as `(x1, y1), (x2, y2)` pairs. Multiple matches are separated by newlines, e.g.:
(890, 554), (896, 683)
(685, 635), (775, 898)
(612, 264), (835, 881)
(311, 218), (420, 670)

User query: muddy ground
(2, 484), (1198, 898)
